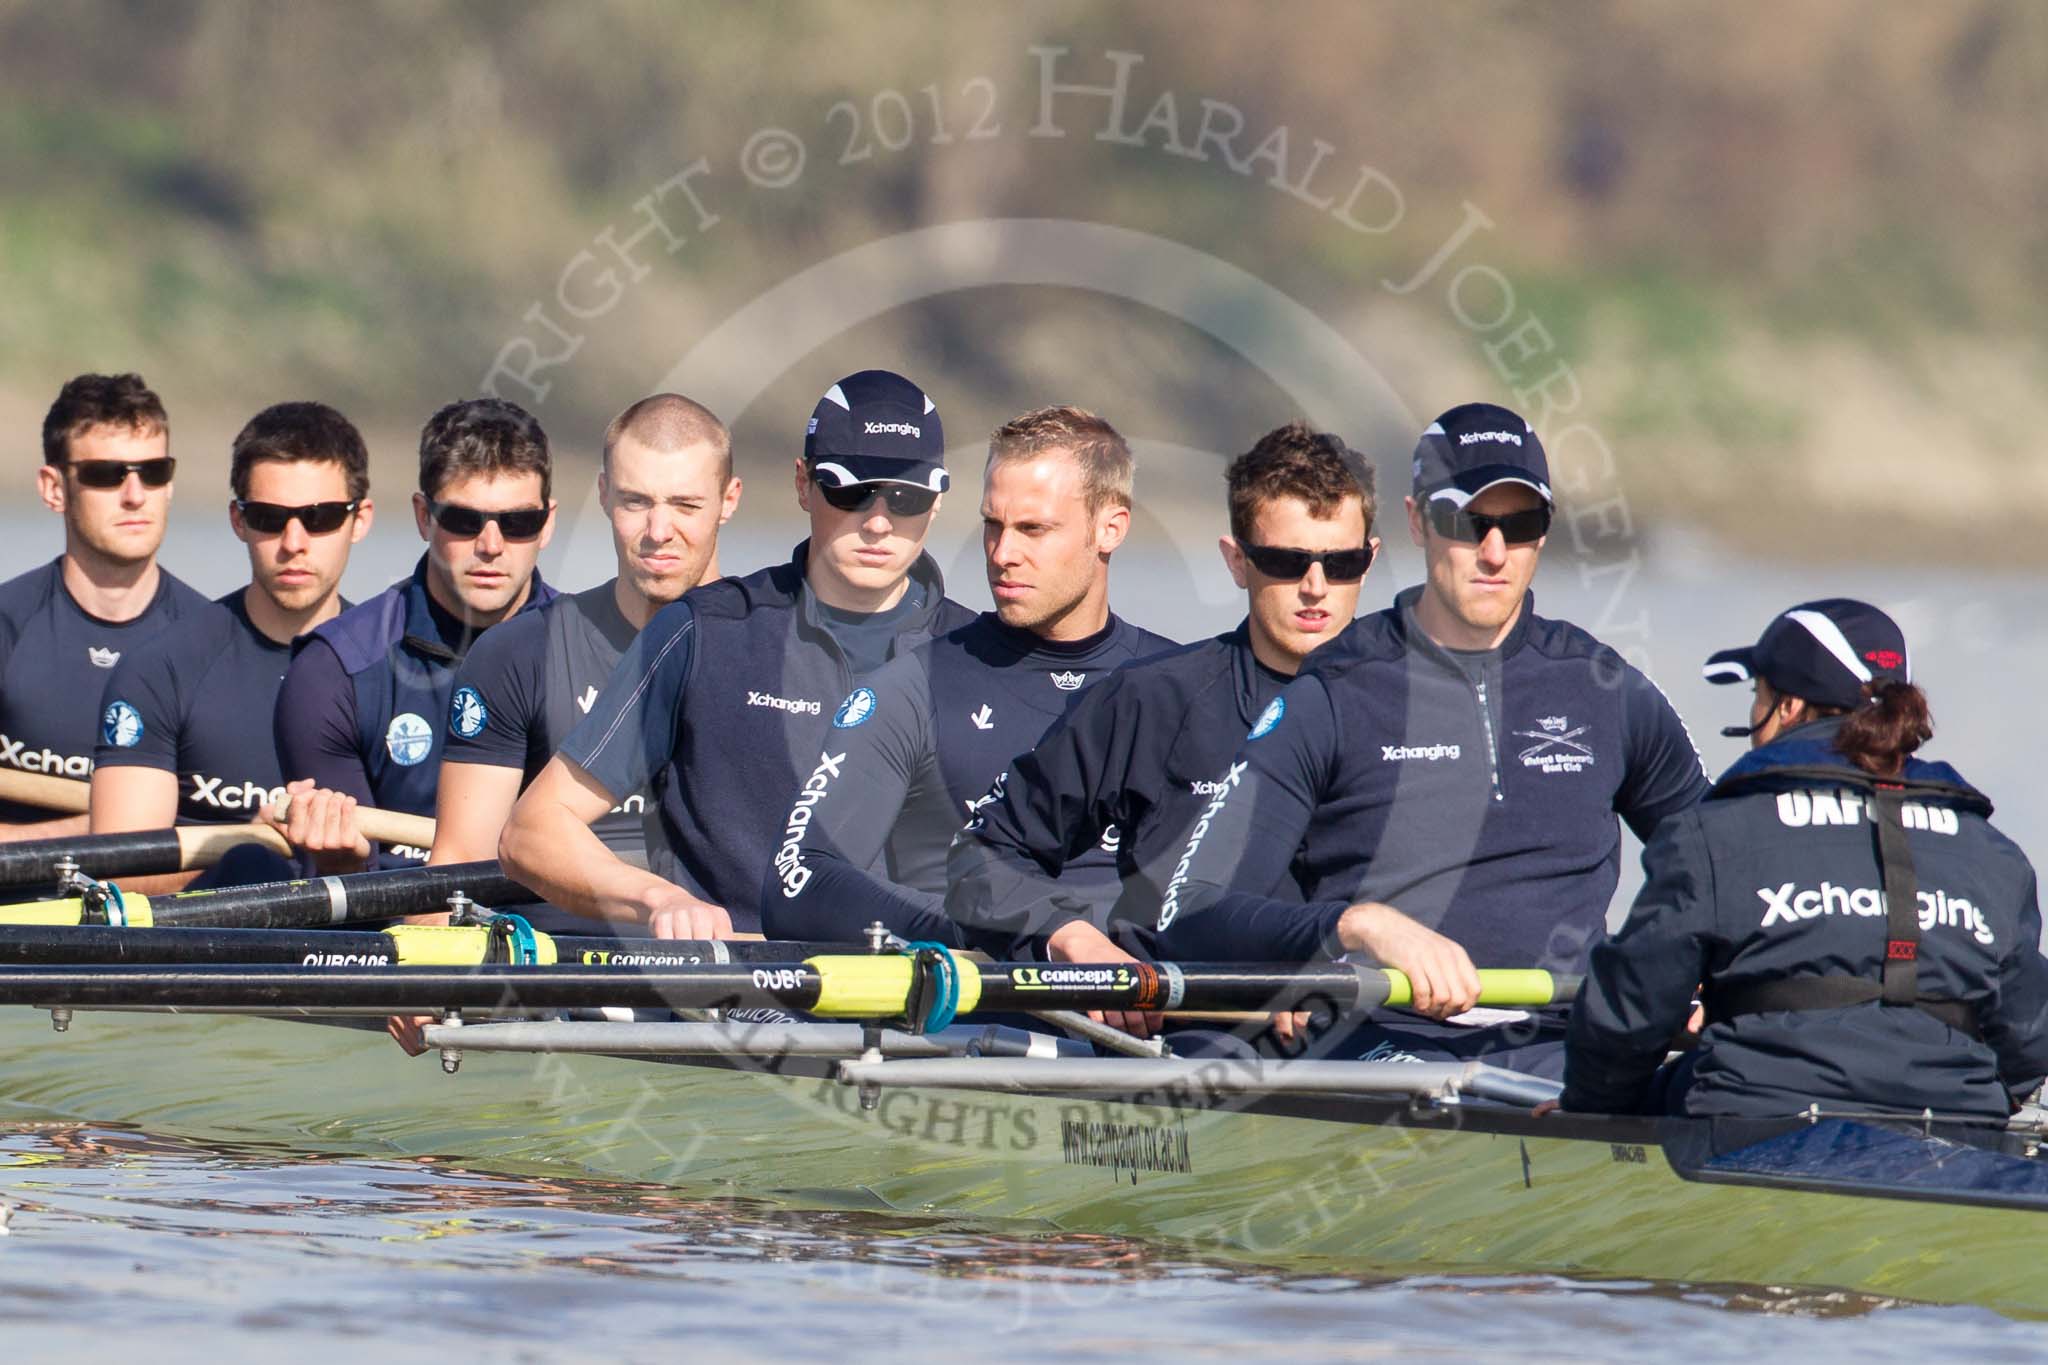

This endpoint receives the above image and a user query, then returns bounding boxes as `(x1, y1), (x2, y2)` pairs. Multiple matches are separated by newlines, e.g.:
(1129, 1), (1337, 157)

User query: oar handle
(1376, 968), (1581, 1009)
(1161, 969), (1583, 1022)
(175, 824), (293, 863)
(0, 767), (90, 814)
(271, 794), (436, 851)
(0, 769), (435, 854)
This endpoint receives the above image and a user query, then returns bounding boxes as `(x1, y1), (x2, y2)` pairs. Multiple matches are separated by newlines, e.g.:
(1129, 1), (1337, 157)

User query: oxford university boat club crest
(1514, 714), (1595, 773)
(832, 686), (877, 729)
(101, 699), (144, 748)
(450, 686), (489, 740)
(385, 711), (434, 766)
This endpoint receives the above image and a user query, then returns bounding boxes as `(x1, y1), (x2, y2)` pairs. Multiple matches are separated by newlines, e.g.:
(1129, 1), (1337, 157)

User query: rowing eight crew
(3, 373), (2042, 1120)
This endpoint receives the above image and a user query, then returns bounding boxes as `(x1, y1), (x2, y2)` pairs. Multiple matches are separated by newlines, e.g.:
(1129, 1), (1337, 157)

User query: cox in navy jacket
(1564, 718), (2048, 1120)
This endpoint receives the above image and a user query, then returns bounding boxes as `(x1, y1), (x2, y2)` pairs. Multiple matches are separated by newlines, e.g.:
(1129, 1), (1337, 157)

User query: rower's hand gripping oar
(0, 770), (436, 872)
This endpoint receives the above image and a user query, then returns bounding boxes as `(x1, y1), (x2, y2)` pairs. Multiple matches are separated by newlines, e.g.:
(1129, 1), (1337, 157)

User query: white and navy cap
(803, 369), (949, 492)
(1411, 402), (1552, 507)
(1703, 598), (1910, 710)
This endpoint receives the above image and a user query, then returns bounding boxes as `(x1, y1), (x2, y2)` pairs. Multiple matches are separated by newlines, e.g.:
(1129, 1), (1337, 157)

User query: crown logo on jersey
(88, 646), (120, 669)
(1538, 715), (1569, 733)
(1049, 670), (1086, 691)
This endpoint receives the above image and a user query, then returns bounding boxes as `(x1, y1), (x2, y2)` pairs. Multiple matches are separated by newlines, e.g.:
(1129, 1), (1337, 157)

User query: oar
(0, 922), (814, 967)
(0, 825), (293, 888)
(0, 769), (436, 870)
(0, 859), (529, 929)
(0, 958), (1576, 1018)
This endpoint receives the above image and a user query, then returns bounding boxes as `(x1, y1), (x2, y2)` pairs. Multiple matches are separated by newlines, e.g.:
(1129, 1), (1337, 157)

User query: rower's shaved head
(603, 394), (732, 484)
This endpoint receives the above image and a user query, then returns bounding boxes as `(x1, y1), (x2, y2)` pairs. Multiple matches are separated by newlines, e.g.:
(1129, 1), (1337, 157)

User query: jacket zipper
(1473, 678), (1505, 802)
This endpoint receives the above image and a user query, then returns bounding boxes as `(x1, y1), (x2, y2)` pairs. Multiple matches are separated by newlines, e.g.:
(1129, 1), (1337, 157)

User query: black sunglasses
(814, 478), (938, 518)
(1426, 500), (1551, 545)
(1238, 541), (1375, 583)
(235, 499), (361, 535)
(425, 500), (550, 540)
(66, 457), (176, 490)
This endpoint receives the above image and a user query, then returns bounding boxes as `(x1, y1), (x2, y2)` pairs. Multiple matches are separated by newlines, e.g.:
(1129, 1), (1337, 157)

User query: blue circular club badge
(385, 711), (434, 766)
(450, 686), (489, 740)
(102, 700), (144, 748)
(833, 687), (878, 729)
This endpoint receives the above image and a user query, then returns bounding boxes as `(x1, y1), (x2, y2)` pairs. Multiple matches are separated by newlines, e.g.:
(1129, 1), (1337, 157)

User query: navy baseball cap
(803, 369), (949, 492)
(1703, 598), (1910, 709)
(1411, 402), (1552, 506)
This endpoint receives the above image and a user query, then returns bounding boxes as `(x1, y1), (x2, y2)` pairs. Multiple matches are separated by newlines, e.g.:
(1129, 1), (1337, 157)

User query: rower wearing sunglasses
(0, 373), (212, 841)
(760, 405), (1175, 947)
(427, 393), (740, 929)
(269, 398), (558, 873)
(87, 403), (372, 889)
(1152, 402), (1709, 1076)
(499, 369), (974, 938)
(942, 423), (1376, 1037)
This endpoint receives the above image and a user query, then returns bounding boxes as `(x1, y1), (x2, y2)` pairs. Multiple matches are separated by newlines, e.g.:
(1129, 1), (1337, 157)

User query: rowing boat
(4, 995), (2047, 1316)
(1, 862), (2041, 1316)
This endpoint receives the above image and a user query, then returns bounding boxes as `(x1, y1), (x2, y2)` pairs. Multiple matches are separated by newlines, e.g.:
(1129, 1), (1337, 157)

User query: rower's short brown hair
(231, 402), (371, 501)
(986, 406), (1133, 513)
(1226, 422), (1376, 543)
(418, 398), (551, 501)
(602, 393), (733, 484)
(42, 373), (168, 464)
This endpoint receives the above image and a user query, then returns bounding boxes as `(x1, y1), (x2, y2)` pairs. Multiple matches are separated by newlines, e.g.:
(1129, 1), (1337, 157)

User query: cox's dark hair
(1225, 421), (1376, 543)
(42, 373), (168, 464)
(1829, 680), (1934, 778)
(230, 402), (371, 501)
(418, 398), (550, 501)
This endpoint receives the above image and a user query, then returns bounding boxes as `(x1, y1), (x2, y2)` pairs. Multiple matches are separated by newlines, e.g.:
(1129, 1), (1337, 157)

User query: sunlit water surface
(2, 1123), (2040, 1362)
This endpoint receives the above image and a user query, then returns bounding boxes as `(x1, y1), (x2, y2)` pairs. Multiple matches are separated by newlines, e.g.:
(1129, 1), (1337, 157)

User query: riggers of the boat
(4, 1007), (2048, 1317)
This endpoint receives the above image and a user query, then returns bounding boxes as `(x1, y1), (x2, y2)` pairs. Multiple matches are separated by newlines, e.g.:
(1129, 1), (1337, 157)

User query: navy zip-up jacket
(559, 541), (973, 933)
(943, 621), (1294, 952)
(274, 554), (556, 867)
(1564, 719), (2048, 1120)
(760, 611), (1174, 945)
(1156, 587), (1709, 971)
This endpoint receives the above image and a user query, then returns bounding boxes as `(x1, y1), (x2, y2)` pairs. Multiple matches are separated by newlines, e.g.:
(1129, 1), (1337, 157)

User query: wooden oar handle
(0, 769), (435, 855)
(0, 768), (90, 814)
(174, 824), (294, 864)
(272, 795), (436, 851)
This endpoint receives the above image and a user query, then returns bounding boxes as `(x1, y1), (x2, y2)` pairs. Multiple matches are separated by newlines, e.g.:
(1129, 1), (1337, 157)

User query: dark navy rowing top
(273, 554), (554, 866)
(445, 580), (647, 858)
(0, 557), (211, 822)
(943, 622), (1293, 954)
(760, 611), (1176, 944)
(92, 588), (304, 824)
(559, 540), (974, 933)
(1156, 588), (1710, 973)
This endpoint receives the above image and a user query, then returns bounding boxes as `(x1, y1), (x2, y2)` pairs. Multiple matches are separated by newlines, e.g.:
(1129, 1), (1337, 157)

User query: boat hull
(1, 1006), (2042, 1316)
